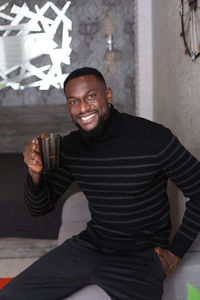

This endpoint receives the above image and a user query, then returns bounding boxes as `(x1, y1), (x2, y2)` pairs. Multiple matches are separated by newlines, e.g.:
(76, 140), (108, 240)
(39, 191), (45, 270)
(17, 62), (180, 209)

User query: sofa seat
(66, 285), (111, 300)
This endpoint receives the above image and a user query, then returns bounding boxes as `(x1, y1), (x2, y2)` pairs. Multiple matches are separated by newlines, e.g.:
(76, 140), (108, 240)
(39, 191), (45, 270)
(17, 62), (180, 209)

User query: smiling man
(65, 70), (112, 136)
(1, 67), (200, 300)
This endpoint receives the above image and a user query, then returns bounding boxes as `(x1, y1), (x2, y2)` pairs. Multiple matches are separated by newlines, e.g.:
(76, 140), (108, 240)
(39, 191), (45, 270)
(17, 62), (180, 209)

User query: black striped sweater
(25, 107), (200, 258)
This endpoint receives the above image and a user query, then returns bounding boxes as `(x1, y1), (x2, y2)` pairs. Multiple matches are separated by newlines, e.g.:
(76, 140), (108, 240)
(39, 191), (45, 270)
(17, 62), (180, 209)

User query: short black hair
(63, 67), (106, 92)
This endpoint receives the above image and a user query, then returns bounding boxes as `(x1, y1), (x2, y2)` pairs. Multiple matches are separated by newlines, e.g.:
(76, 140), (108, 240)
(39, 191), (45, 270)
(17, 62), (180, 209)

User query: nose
(79, 99), (90, 113)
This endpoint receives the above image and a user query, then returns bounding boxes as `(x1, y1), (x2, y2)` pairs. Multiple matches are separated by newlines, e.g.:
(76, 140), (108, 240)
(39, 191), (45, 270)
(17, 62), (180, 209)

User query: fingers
(28, 162), (42, 175)
(24, 151), (41, 167)
(154, 247), (180, 276)
(23, 137), (42, 173)
(24, 137), (39, 153)
(154, 247), (161, 256)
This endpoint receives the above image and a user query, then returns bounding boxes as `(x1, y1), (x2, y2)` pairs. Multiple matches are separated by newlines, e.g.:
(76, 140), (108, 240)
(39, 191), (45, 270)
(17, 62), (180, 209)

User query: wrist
(168, 232), (193, 259)
(29, 169), (42, 185)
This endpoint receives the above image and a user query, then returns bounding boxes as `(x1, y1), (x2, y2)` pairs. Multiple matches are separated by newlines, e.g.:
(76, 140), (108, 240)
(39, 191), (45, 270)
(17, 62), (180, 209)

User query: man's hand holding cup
(23, 137), (43, 184)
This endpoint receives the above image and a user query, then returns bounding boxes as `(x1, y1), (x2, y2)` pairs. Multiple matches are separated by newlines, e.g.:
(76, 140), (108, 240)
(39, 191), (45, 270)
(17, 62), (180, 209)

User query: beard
(74, 111), (110, 139)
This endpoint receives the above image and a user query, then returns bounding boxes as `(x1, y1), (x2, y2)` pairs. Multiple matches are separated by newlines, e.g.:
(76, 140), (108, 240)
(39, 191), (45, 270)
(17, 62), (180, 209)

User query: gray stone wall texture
(0, 0), (136, 152)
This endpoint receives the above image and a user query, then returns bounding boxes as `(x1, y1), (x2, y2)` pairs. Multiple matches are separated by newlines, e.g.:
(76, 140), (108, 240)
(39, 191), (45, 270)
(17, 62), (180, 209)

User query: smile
(80, 113), (96, 122)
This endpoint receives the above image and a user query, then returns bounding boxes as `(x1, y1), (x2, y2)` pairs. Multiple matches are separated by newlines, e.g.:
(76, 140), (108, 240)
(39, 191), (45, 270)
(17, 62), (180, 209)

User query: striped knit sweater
(25, 107), (200, 258)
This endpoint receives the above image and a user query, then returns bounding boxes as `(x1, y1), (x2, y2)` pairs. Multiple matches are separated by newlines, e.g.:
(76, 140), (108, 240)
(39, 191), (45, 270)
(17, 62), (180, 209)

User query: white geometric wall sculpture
(0, 1), (72, 90)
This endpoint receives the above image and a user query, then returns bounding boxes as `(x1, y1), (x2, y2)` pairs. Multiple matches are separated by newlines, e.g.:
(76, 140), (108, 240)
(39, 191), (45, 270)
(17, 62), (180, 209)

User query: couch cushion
(61, 192), (91, 223)
(65, 285), (111, 300)
(58, 222), (87, 246)
(163, 251), (200, 300)
(58, 191), (91, 246)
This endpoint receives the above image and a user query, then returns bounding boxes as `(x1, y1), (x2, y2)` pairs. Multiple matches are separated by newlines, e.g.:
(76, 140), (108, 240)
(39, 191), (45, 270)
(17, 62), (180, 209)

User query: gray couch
(58, 183), (200, 300)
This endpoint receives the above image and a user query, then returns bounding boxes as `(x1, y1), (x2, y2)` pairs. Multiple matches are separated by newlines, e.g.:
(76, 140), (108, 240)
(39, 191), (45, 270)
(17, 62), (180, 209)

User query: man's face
(65, 75), (112, 132)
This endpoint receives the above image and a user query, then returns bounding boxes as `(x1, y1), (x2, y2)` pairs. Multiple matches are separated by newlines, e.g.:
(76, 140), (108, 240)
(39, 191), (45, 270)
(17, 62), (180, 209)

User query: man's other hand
(23, 137), (43, 184)
(154, 247), (180, 276)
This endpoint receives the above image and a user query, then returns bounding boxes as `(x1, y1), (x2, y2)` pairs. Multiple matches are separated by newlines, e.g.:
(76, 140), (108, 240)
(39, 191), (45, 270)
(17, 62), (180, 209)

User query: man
(1, 67), (200, 300)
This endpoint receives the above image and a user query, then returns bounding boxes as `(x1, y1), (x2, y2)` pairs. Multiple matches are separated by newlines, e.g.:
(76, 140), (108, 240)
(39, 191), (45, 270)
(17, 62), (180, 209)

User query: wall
(152, 0), (200, 149)
(152, 0), (200, 250)
(137, 0), (153, 120)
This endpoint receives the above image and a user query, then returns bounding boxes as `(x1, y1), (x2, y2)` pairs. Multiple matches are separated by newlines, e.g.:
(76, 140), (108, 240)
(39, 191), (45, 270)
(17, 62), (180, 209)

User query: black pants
(0, 236), (166, 300)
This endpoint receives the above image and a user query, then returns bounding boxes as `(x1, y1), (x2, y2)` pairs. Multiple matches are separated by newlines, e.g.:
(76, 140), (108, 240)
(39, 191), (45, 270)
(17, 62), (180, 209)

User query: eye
(88, 93), (95, 100)
(69, 99), (79, 106)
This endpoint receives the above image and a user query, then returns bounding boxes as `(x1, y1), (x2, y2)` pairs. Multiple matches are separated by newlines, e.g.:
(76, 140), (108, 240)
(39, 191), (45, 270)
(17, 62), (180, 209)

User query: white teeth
(81, 114), (96, 121)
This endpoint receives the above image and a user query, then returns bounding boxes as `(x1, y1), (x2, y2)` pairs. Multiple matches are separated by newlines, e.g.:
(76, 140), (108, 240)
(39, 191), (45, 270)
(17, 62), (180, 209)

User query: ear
(106, 87), (112, 104)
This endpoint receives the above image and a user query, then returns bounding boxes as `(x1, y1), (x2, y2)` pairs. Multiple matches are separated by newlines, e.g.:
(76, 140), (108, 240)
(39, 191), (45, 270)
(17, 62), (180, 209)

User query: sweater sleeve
(157, 130), (200, 258)
(24, 166), (74, 216)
